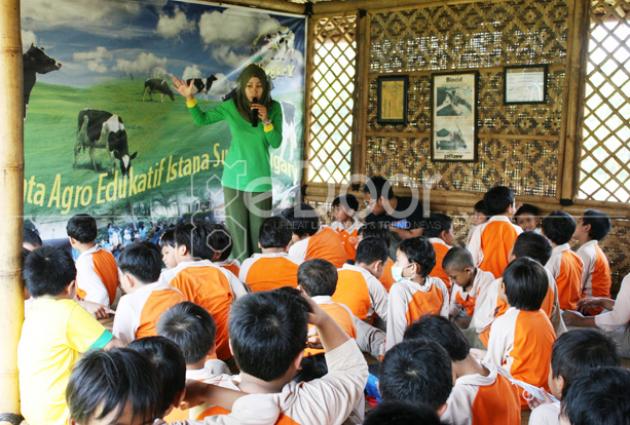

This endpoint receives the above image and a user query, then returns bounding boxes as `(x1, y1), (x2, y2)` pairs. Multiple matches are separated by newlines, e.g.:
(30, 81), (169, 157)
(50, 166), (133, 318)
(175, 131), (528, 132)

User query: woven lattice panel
(306, 14), (357, 184)
(577, 0), (630, 203)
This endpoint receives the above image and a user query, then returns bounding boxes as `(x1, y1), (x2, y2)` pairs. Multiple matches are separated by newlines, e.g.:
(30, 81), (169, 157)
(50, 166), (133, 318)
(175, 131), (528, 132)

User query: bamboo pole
(352, 9), (370, 178)
(0, 0), (24, 416)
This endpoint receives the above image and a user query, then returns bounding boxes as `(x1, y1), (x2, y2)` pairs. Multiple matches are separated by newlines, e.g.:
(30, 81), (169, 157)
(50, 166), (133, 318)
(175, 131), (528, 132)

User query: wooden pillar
(0, 0), (24, 416)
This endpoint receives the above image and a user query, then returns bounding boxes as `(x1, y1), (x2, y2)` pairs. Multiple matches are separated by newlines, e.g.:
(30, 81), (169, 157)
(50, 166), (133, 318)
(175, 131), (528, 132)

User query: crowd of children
(15, 177), (630, 425)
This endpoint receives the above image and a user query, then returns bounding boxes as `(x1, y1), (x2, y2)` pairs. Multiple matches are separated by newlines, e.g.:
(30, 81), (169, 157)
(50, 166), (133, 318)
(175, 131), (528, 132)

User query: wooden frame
(504, 64), (548, 104)
(431, 71), (478, 162)
(376, 75), (408, 125)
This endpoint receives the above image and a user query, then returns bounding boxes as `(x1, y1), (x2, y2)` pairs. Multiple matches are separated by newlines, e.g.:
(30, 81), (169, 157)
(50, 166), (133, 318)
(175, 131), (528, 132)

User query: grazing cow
(143, 78), (174, 102)
(185, 75), (218, 95)
(75, 109), (137, 176)
(23, 44), (62, 117)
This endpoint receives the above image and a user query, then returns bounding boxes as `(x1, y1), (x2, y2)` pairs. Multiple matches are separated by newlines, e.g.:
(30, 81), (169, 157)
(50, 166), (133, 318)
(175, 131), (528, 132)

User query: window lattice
(577, 0), (630, 203)
(306, 14), (357, 184)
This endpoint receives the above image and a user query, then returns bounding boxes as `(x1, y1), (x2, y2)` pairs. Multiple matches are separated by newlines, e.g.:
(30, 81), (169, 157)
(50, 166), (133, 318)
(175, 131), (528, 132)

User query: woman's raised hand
(171, 76), (195, 100)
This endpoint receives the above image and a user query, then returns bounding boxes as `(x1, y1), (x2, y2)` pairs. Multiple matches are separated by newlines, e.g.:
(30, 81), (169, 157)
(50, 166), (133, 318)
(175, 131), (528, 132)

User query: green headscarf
(234, 64), (272, 124)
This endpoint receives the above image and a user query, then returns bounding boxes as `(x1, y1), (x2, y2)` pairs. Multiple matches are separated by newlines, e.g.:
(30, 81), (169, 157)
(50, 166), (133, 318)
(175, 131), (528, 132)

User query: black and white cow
(143, 78), (174, 102)
(75, 109), (137, 176)
(23, 44), (62, 117)
(185, 75), (218, 95)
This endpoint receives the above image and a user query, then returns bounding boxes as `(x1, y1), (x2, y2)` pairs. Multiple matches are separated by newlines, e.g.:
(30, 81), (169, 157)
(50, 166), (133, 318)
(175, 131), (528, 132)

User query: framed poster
(431, 71), (478, 162)
(377, 75), (408, 125)
(504, 64), (548, 104)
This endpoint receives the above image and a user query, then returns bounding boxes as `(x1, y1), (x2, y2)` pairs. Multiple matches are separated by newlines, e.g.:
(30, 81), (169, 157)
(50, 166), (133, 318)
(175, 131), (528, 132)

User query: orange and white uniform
(450, 269), (496, 319)
(545, 244), (583, 310)
(160, 260), (246, 360)
(386, 276), (449, 350)
(215, 259), (241, 280)
(112, 281), (185, 344)
(441, 361), (521, 425)
(332, 263), (388, 322)
(380, 257), (396, 292)
(595, 273), (630, 331)
(429, 237), (452, 290)
(239, 252), (299, 292)
(288, 226), (350, 268)
(330, 219), (362, 261)
(529, 402), (560, 425)
(484, 307), (556, 408)
(75, 245), (119, 307)
(577, 240), (612, 298)
(467, 216), (523, 278)
(194, 339), (368, 425)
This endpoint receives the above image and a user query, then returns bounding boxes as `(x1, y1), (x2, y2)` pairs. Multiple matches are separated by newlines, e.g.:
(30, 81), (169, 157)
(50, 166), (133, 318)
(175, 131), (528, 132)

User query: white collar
(77, 245), (100, 259)
(552, 243), (571, 255)
(487, 215), (514, 224)
(429, 237), (451, 247)
(311, 295), (334, 304)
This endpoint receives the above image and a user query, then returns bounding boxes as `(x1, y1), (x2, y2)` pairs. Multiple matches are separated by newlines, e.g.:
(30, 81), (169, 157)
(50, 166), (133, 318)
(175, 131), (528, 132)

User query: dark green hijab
(234, 64), (272, 123)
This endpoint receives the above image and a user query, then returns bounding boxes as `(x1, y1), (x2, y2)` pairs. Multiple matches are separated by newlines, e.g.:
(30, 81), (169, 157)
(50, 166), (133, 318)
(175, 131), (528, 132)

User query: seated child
(542, 211), (583, 311)
(423, 213), (455, 290)
(67, 213), (119, 307)
(529, 329), (619, 425)
(386, 237), (449, 350)
(514, 203), (542, 232)
(380, 339), (453, 415)
(465, 200), (489, 245)
(159, 227), (178, 269)
(484, 257), (556, 409)
(283, 203), (349, 267)
(113, 242), (185, 344)
(559, 367), (630, 425)
(239, 216), (299, 292)
(300, 259), (385, 358)
(333, 236), (389, 323)
(330, 194), (362, 260)
(18, 246), (116, 425)
(206, 223), (241, 278)
(363, 401), (441, 425)
(405, 315), (520, 425)
(467, 186), (522, 278)
(357, 223), (395, 292)
(574, 209), (612, 300)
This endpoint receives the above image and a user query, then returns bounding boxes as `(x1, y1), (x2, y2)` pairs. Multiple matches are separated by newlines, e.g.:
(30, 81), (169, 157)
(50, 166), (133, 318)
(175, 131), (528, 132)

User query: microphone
(250, 97), (259, 127)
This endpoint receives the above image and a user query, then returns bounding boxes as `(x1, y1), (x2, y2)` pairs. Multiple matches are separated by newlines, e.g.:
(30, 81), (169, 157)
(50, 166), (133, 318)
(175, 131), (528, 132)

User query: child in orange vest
(574, 209), (612, 302)
(542, 211), (584, 311)
(467, 186), (522, 278)
(113, 242), (185, 344)
(423, 213), (455, 291)
(330, 194), (363, 261)
(357, 223), (396, 292)
(207, 223), (242, 278)
(514, 203), (542, 233)
(159, 227), (178, 269)
(465, 199), (489, 246)
(386, 237), (449, 350)
(240, 216), (299, 292)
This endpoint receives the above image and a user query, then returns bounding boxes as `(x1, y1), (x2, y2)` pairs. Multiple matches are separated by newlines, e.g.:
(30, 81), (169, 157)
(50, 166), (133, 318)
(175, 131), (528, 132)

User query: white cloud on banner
(182, 65), (202, 80)
(22, 30), (37, 52)
(199, 8), (282, 46)
(210, 45), (250, 68)
(73, 46), (113, 74)
(207, 73), (234, 97)
(114, 52), (168, 76)
(157, 8), (195, 39)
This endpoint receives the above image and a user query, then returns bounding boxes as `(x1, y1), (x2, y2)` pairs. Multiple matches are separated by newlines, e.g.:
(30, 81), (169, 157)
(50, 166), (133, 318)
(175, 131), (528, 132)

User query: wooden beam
(0, 0), (24, 416)
(197, 0), (305, 14)
(312, 0), (510, 15)
(352, 9), (368, 176)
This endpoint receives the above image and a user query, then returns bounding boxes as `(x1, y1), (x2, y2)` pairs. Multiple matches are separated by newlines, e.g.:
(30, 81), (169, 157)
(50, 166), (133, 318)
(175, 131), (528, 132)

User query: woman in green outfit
(172, 64), (283, 261)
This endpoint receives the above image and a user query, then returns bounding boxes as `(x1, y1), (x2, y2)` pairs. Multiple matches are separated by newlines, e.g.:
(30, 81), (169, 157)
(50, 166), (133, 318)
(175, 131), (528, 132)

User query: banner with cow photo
(21, 0), (305, 237)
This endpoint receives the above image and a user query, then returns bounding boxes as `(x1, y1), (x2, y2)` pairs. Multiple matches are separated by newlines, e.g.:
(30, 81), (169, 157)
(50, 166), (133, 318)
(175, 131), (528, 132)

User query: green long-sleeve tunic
(188, 98), (283, 192)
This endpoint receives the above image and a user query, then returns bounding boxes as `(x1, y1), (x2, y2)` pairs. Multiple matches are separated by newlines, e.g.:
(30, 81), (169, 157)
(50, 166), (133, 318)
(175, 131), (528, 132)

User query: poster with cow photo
(21, 0), (305, 237)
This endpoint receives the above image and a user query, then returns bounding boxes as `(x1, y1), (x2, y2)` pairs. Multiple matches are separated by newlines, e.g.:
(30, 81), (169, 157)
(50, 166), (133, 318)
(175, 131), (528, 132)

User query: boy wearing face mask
(385, 237), (449, 350)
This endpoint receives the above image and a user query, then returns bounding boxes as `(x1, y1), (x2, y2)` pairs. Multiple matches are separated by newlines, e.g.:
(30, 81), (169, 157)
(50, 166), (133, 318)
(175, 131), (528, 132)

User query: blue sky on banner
(21, 0), (306, 92)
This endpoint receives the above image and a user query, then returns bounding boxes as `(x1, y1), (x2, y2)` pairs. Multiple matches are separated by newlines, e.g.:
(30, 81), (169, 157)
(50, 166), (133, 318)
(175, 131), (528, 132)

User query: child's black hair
(23, 227), (42, 250)
(551, 329), (619, 397)
(281, 204), (320, 237)
(127, 336), (186, 414)
(159, 227), (176, 249)
(174, 223), (213, 260)
(503, 257), (549, 311)
(380, 339), (453, 410)
(483, 186), (515, 216)
(561, 367), (630, 425)
(66, 348), (163, 423)
(23, 246), (76, 297)
(259, 216), (293, 249)
(206, 223), (233, 261)
(364, 401), (442, 425)
(582, 209), (612, 241)
(512, 231), (553, 265)
(118, 241), (162, 284)
(363, 175), (394, 200)
(397, 237), (436, 277)
(404, 315), (469, 362)
(295, 353), (328, 382)
(355, 236), (388, 265)
(229, 288), (309, 381)
(422, 213), (453, 239)
(358, 222), (392, 248)
(66, 213), (98, 243)
(514, 203), (541, 218)
(157, 301), (217, 365)
(473, 200), (488, 215)
(298, 259), (338, 297)
(332, 194), (359, 213)
(542, 211), (576, 245)
(442, 247), (474, 272)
